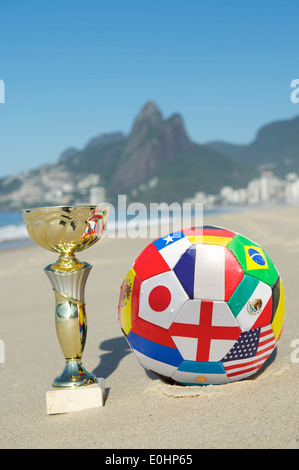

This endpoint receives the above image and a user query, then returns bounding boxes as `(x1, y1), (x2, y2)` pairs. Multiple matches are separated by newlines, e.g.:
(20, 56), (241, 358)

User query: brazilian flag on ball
(227, 234), (278, 286)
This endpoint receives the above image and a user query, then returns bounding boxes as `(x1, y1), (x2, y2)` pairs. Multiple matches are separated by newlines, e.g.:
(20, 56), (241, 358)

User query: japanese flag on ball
(118, 226), (285, 386)
(139, 271), (189, 329)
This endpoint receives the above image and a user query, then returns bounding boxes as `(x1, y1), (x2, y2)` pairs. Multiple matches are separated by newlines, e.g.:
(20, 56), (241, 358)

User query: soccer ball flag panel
(118, 225), (285, 386)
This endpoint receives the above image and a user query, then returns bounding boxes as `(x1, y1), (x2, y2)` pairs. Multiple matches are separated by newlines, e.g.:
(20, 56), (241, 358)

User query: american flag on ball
(222, 325), (277, 381)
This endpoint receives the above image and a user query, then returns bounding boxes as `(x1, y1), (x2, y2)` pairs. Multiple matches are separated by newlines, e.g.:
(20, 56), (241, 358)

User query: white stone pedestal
(46, 378), (105, 415)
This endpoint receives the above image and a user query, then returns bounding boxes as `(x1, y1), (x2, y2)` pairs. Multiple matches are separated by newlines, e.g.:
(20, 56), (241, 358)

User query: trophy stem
(44, 262), (97, 388)
(50, 253), (86, 273)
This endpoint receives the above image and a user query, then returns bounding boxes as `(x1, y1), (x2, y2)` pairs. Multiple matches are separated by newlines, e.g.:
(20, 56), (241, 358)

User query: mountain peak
(130, 101), (163, 134)
(124, 101), (163, 155)
(108, 103), (194, 194)
(136, 100), (162, 120)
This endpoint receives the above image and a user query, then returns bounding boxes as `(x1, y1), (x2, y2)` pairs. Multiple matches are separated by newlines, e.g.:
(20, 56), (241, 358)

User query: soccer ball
(118, 225), (285, 386)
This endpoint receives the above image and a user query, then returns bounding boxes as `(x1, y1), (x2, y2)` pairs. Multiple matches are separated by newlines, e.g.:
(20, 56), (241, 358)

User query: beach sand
(0, 205), (298, 449)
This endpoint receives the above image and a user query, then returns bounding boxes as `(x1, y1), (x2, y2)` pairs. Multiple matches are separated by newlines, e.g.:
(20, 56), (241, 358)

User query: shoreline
(0, 202), (294, 253)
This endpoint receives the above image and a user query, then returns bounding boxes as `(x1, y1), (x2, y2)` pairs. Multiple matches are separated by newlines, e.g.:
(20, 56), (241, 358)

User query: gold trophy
(23, 206), (109, 395)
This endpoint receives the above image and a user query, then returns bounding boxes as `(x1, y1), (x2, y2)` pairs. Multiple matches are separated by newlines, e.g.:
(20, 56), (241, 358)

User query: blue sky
(0, 0), (299, 178)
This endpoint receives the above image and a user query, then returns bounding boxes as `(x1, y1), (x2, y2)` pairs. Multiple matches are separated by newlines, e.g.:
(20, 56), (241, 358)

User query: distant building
(259, 171), (278, 203)
(247, 179), (261, 205)
(285, 173), (299, 203)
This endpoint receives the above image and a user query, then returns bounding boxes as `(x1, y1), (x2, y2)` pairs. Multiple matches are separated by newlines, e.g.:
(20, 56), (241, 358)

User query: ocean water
(0, 211), (31, 250)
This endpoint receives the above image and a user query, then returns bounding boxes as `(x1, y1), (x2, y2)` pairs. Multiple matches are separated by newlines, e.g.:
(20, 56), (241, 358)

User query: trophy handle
(44, 262), (97, 388)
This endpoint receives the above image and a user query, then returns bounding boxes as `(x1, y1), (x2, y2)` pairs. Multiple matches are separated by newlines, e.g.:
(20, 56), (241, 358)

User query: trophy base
(46, 378), (105, 415)
(52, 359), (98, 389)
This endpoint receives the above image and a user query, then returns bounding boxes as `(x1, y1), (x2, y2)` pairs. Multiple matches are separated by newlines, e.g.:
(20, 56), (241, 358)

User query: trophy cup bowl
(23, 205), (109, 389)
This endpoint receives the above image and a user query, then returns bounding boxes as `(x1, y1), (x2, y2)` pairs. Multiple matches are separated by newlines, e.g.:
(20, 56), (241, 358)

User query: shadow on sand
(92, 336), (131, 382)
